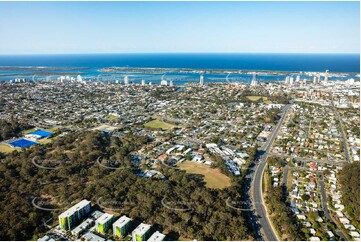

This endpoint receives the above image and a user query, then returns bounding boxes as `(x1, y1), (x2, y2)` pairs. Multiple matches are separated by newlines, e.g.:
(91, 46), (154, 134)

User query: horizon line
(0, 52), (360, 56)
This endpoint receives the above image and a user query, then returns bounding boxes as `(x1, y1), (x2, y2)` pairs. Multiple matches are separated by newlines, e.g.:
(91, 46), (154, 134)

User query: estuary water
(0, 53), (359, 84)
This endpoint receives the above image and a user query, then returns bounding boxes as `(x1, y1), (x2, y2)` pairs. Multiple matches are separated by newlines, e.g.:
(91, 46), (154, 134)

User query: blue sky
(0, 1), (359, 54)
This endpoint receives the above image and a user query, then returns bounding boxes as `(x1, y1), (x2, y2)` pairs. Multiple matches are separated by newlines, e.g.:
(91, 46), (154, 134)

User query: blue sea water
(0, 53), (359, 72)
(0, 53), (359, 84)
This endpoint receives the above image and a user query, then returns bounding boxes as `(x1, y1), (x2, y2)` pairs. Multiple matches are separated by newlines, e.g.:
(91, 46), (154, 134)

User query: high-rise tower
(200, 75), (204, 86)
(324, 70), (329, 82)
(250, 73), (258, 86)
(285, 76), (290, 84)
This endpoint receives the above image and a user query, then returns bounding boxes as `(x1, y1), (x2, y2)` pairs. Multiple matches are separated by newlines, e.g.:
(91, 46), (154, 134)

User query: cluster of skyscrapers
(285, 70), (329, 85)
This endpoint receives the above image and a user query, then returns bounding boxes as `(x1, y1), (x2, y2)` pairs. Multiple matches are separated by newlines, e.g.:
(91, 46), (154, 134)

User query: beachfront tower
(313, 76), (316, 84)
(250, 73), (258, 86)
(296, 75), (300, 82)
(77, 75), (83, 83)
(169, 80), (174, 87)
(160, 79), (167, 86)
(141, 79), (145, 86)
(124, 76), (129, 85)
(289, 77), (294, 85)
(285, 76), (290, 84)
(200, 75), (204, 86)
(324, 70), (329, 82)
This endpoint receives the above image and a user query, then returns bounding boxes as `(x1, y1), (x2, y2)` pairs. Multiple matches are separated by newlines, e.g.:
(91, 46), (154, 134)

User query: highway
(333, 108), (351, 163)
(250, 104), (291, 241)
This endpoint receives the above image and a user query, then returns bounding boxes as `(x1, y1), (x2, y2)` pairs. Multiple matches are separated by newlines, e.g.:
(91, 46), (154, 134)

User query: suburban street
(268, 153), (346, 167)
(250, 104), (291, 241)
(318, 174), (348, 240)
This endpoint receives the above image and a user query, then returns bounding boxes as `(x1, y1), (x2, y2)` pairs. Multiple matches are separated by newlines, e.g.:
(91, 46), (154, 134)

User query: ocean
(0, 53), (359, 84)
(0, 53), (359, 71)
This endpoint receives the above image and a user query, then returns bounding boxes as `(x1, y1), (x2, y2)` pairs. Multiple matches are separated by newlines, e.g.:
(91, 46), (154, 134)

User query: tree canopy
(0, 131), (251, 240)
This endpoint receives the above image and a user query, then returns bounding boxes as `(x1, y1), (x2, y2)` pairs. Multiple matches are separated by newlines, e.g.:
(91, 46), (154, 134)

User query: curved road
(251, 104), (291, 241)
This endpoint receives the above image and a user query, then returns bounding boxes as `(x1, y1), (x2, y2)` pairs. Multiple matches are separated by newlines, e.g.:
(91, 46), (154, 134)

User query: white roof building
(309, 236), (321, 241)
(326, 231), (334, 238)
(132, 223), (151, 241)
(82, 232), (105, 241)
(96, 213), (114, 225)
(58, 199), (91, 220)
(344, 224), (356, 231)
(71, 218), (93, 236)
(350, 231), (360, 238)
(113, 215), (131, 229)
(147, 231), (166, 241)
(340, 217), (350, 224)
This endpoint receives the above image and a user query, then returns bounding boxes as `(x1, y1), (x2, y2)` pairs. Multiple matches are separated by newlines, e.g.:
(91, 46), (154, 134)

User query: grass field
(263, 96), (272, 104)
(22, 128), (37, 135)
(0, 143), (19, 153)
(178, 161), (231, 189)
(144, 119), (175, 130)
(47, 127), (58, 132)
(246, 96), (262, 101)
(38, 138), (54, 145)
(93, 124), (118, 131)
(246, 95), (272, 104)
(107, 114), (119, 121)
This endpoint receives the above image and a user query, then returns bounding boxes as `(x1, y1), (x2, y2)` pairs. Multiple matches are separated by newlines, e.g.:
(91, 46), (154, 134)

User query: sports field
(178, 161), (231, 189)
(246, 96), (272, 104)
(8, 138), (38, 148)
(23, 127), (58, 135)
(246, 95), (262, 101)
(144, 119), (175, 130)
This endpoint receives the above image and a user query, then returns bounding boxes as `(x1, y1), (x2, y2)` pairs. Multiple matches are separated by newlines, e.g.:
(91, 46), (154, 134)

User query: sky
(0, 1), (359, 54)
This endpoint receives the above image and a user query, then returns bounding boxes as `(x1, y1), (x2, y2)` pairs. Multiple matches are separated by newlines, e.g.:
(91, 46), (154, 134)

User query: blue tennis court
(28, 129), (53, 138)
(8, 138), (38, 148)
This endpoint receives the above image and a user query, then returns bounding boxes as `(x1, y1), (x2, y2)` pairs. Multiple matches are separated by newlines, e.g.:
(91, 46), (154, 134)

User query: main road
(330, 92), (351, 163)
(251, 104), (291, 241)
